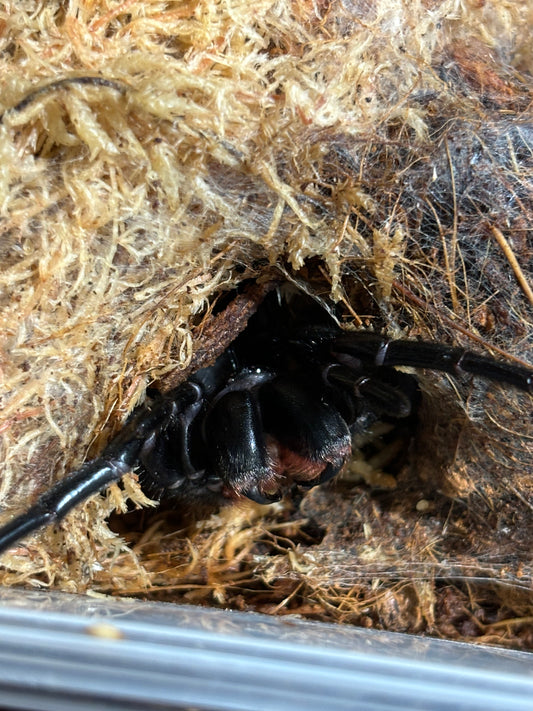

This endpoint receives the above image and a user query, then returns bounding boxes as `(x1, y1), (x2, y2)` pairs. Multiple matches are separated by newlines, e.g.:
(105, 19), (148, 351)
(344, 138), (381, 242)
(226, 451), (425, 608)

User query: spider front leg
(0, 383), (198, 555)
(138, 383), (204, 497)
(331, 332), (533, 392)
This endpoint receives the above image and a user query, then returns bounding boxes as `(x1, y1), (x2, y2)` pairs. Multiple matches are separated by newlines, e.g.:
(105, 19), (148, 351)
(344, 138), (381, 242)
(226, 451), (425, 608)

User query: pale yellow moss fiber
(0, 0), (531, 644)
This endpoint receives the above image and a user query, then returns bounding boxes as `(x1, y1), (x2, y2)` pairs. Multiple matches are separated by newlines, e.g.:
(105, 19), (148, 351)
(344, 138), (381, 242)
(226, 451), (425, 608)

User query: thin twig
(443, 137), (460, 313)
(490, 226), (533, 307)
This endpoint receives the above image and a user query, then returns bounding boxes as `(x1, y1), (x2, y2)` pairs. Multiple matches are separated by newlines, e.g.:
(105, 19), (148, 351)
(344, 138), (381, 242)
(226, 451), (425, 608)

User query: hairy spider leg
(332, 333), (533, 393)
(0, 384), (197, 555)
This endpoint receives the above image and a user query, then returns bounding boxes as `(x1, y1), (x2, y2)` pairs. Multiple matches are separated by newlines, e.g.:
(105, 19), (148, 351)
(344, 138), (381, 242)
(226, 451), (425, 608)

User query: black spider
(0, 284), (531, 556)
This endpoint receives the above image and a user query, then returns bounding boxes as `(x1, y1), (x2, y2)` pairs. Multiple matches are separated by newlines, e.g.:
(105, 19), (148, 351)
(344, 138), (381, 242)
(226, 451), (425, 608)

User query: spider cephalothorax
(0, 282), (531, 555)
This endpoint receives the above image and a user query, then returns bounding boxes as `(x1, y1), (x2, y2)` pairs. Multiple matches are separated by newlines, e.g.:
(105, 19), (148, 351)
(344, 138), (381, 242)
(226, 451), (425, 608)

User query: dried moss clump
(0, 1), (531, 648)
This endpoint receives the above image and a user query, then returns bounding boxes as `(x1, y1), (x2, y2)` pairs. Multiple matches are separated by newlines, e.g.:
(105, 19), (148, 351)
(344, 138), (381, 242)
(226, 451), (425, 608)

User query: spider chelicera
(0, 283), (531, 556)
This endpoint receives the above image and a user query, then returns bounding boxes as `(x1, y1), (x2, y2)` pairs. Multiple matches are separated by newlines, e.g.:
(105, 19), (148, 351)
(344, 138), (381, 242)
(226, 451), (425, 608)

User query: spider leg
(0, 383), (196, 556)
(325, 364), (413, 418)
(0, 457), (134, 556)
(332, 333), (533, 392)
(139, 383), (204, 494)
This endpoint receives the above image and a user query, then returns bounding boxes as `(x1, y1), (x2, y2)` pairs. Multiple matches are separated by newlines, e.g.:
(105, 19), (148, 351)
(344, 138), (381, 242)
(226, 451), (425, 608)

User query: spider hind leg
(332, 333), (533, 392)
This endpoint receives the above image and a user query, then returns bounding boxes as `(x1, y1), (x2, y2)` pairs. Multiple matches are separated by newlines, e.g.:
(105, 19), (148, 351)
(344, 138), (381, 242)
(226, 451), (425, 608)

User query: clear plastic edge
(0, 586), (531, 711)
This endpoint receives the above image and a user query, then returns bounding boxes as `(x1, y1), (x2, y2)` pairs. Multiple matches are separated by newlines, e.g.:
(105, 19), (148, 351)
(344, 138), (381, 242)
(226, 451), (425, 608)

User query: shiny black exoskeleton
(0, 284), (531, 555)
